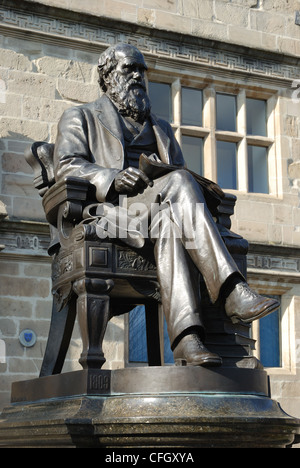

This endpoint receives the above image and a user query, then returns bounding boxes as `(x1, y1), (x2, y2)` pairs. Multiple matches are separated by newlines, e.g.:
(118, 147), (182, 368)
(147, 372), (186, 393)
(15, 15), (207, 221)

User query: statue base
(0, 367), (299, 448)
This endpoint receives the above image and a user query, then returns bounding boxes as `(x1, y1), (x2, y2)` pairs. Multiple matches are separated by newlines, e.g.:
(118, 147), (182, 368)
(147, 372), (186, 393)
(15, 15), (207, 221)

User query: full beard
(107, 77), (151, 123)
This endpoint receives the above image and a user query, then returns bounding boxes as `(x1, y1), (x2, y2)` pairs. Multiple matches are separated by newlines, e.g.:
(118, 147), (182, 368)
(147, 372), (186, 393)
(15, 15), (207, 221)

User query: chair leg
(39, 295), (77, 377)
(73, 278), (113, 370)
(145, 302), (162, 366)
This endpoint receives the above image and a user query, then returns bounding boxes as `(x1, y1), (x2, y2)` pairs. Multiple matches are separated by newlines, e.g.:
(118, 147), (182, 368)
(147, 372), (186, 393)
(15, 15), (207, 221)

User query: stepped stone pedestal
(0, 366), (299, 448)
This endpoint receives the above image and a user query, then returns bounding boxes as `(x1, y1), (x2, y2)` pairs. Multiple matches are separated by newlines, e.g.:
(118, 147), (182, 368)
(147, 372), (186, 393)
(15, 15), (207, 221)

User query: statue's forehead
(115, 45), (147, 67)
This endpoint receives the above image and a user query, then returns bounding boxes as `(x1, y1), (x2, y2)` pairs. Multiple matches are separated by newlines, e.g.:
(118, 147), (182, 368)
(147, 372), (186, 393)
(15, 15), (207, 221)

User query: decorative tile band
(0, 6), (299, 82)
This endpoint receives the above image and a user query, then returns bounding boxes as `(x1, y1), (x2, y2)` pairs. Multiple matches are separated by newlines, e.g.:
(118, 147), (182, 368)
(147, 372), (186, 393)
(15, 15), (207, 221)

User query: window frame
(125, 307), (174, 367)
(251, 295), (282, 368)
(147, 74), (279, 196)
(248, 277), (296, 375)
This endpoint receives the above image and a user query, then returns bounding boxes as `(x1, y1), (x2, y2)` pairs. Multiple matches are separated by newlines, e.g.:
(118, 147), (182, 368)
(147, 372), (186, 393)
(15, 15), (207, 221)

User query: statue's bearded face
(105, 51), (151, 123)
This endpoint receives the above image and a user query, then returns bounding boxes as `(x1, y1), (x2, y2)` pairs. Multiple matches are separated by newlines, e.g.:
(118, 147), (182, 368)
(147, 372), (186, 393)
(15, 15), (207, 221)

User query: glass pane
(217, 141), (237, 189)
(128, 307), (175, 365)
(181, 136), (204, 175)
(216, 93), (237, 132)
(148, 82), (172, 122)
(182, 87), (203, 126)
(129, 306), (148, 363)
(248, 146), (269, 194)
(246, 98), (267, 136)
(259, 298), (281, 368)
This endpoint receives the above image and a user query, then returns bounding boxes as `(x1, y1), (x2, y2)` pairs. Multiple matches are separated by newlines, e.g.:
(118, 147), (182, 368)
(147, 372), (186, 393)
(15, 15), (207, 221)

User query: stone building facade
(0, 0), (299, 434)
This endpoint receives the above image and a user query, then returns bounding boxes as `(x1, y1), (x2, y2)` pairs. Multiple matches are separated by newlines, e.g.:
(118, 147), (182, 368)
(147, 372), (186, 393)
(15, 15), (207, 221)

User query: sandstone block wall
(23, 0), (300, 56)
(0, 1), (299, 429)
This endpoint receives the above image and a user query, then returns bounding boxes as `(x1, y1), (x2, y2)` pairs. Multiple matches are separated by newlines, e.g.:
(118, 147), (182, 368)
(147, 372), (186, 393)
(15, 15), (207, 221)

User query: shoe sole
(230, 301), (280, 324)
(175, 357), (222, 367)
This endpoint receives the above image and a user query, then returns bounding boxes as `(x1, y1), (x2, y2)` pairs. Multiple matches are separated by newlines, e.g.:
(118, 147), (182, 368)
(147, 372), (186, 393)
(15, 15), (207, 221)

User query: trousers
(103, 169), (242, 346)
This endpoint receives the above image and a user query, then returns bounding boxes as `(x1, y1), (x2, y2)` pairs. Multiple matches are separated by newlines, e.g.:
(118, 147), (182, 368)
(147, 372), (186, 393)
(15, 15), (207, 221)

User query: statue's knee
(166, 170), (204, 199)
(167, 169), (195, 186)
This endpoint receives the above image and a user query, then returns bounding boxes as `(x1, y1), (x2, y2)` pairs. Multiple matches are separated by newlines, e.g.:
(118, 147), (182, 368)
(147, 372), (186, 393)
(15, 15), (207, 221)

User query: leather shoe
(173, 334), (222, 367)
(225, 282), (280, 324)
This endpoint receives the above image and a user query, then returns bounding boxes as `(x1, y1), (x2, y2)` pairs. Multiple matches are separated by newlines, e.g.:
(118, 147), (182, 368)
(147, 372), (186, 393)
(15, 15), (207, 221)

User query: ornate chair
(25, 141), (252, 377)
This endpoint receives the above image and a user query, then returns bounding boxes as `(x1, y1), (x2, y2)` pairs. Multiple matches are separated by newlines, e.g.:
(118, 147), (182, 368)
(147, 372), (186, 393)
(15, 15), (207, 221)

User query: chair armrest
(42, 177), (91, 227)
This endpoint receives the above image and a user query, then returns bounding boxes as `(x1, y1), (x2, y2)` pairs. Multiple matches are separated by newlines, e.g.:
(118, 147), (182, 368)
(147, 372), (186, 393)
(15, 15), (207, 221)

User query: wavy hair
(97, 43), (147, 93)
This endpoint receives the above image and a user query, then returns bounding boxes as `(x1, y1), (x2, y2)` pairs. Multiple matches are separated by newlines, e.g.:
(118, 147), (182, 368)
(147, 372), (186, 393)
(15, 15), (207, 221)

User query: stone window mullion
(237, 90), (248, 192)
(203, 87), (217, 182)
(172, 78), (182, 146)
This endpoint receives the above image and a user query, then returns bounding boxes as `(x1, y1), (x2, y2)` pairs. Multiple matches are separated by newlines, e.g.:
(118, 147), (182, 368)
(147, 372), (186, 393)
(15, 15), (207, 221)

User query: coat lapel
(150, 115), (171, 164)
(95, 95), (125, 148)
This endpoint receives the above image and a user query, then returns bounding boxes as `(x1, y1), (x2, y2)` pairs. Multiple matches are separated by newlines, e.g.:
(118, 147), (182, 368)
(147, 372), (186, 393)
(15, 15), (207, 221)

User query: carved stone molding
(0, 2), (299, 85)
(248, 254), (300, 274)
(0, 220), (50, 260)
(247, 243), (300, 283)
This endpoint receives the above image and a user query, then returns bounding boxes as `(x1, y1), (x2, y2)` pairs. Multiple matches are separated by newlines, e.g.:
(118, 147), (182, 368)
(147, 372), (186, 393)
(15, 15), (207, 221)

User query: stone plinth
(0, 367), (299, 448)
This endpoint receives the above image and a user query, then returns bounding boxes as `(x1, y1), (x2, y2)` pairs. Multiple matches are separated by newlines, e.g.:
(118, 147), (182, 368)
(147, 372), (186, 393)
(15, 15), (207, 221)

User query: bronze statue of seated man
(53, 43), (279, 367)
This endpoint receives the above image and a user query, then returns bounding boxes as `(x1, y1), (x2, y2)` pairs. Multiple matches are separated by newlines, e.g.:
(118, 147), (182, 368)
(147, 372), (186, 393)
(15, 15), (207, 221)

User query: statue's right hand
(114, 167), (153, 194)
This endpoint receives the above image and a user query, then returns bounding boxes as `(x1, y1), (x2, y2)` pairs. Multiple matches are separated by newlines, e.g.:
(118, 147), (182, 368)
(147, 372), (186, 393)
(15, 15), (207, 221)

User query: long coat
(54, 94), (185, 202)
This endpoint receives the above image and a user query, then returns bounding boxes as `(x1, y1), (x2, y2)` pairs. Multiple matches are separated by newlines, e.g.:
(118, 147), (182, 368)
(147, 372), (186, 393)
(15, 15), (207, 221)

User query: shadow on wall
(1, 134), (48, 222)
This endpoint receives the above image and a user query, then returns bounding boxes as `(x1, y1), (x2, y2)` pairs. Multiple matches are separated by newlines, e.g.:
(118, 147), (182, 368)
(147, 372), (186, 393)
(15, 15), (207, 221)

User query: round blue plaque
(19, 329), (37, 348)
